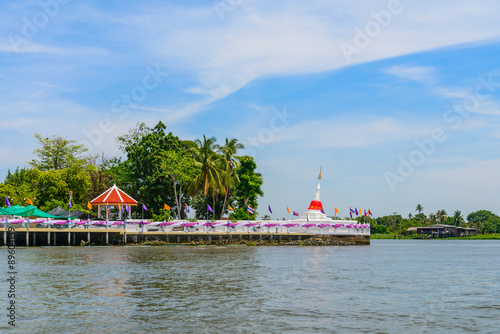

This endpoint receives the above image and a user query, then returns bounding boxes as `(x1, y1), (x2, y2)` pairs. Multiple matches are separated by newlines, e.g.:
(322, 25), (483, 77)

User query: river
(1, 240), (498, 333)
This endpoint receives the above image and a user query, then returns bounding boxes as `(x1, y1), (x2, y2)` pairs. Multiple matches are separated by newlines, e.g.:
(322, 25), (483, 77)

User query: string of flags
(4, 194), (373, 220)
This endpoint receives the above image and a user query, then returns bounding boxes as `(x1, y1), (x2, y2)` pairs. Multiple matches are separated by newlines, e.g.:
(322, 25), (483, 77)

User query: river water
(1, 240), (499, 333)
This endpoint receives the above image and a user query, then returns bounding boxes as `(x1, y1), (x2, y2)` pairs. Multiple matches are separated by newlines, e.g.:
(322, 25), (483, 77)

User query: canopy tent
(47, 206), (85, 218)
(90, 183), (138, 220)
(0, 205), (59, 218)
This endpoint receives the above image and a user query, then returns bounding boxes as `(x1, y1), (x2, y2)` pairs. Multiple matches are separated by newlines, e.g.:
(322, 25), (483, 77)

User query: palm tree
(218, 138), (244, 219)
(437, 209), (447, 224)
(429, 213), (437, 225)
(408, 213), (413, 220)
(453, 210), (465, 227)
(190, 135), (226, 219)
(416, 204), (424, 214)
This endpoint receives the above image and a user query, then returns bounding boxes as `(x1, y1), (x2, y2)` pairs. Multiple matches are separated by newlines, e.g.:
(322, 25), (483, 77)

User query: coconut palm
(190, 135), (226, 219)
(453, 210), (465, 227)
(416, 204), (424, 214)
(428, 212), (437, 225)
(437, 209), (447, 224)
(218, 138), (244, 219)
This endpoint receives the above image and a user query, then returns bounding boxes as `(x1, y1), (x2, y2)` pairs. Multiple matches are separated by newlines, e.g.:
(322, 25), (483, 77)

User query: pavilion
(90, 184), (138, 220)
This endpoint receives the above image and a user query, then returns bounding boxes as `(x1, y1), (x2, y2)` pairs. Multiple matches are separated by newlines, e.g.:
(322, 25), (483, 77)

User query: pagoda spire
(313, 166), (322, 201)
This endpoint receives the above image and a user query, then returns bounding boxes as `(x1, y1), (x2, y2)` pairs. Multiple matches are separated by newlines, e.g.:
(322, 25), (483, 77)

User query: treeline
(0, 121), (264, 220)
(351, 204), (499, 235)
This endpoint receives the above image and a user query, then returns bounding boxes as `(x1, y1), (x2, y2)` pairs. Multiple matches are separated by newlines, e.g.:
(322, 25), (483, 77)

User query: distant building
(407, 224), (477, 238)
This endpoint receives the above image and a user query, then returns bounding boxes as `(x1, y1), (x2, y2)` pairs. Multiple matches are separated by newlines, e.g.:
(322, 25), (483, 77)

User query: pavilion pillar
(72, 232), (75, 245)
(48, 231), (51, 246)
(106, 232), (109, 244)
(68, 231), (71, 246)
(3, 230), (6, 246)
(98, 205), (101, 219)
(88, 230), (91, 244)
(26, 231), (29, 247)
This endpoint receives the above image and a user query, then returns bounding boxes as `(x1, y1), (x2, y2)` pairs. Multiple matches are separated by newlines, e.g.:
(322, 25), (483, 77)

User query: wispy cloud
(382, 65), (438, 85)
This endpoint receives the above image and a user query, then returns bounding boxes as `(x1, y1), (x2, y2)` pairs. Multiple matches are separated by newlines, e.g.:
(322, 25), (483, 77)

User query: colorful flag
(293, 211), (299, 216)
(68, 200), (72, 209)
(185, 203), (190, 213)
(350, 207), (355, 214)
(107, 203), (110, 213)
(228, 204), (234, 211)
(118, 203), (121, 211)
(268, 205), (273, 214)
(334, 207), (340, 216)
(164, 204), (170, 210)
(355, 208), (359, 215)
(364, 210), (367, 217)
(368, 209), (372, 216)
(207, 204), (214, 213)
(247, 206), (255, 214)
(350, 212), (353, 219)
(287, 206), (290, 214)
(27, 197), (33, 205)
(87, 201), (92, 210)
(321, 207), (325, 214)
(5, 197), (10, 207)
(125, 203), (130, 212)
(142, 203), (148, 211)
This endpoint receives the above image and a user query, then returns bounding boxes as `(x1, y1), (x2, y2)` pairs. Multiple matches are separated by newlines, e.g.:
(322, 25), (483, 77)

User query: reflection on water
(1, 241), (498, 333)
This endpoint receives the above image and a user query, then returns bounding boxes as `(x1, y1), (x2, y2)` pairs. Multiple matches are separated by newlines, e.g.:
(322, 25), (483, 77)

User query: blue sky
(1, 0), (500, 218)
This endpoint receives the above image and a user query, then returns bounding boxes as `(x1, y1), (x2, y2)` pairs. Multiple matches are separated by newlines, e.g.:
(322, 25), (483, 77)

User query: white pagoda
(294, 167), (332, 223)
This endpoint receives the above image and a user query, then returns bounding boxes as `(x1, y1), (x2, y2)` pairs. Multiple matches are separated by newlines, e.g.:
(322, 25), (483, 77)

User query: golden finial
(318, 166), (322, 180)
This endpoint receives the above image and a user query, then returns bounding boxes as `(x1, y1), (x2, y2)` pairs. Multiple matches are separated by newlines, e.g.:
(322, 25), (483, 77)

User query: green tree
(218, 138), (244, 219)
(452, 210), (465, 227)
(160, 150), (197, 219)
(229, 156), (263, 220)
(415, 204), (424, 216)
(30, 133), (87, 170)
(467, 210), (500, 234)
(190, 135), (226, 219)
(437, 209), (447, 224)
(117, 121), (182, 217)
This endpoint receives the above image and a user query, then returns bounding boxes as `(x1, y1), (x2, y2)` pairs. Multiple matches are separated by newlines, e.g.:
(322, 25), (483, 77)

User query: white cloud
(273, 117), (428, 148)
(382, 65), (438, 85)
(121, 0), (500, 115)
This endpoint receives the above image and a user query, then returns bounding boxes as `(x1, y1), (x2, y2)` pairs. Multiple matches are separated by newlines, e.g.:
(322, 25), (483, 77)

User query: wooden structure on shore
(407, 224), (478, 238)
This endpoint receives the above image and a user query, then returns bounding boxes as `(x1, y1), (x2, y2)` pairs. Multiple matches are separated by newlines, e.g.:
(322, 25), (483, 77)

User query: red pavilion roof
(90, 184), (138, 205)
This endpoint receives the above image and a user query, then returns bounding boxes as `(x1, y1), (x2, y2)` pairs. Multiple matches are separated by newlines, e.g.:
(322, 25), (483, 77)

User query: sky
(1, 0), (500, 219)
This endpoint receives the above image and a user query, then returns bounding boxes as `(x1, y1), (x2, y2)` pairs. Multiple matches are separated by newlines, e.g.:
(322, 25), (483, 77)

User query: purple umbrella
(318, 223), (330, 228)
(333, 223), (344, 228)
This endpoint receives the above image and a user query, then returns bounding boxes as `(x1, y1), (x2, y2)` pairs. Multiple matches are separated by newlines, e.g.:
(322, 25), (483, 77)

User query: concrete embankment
(0, 228), (370, 246)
